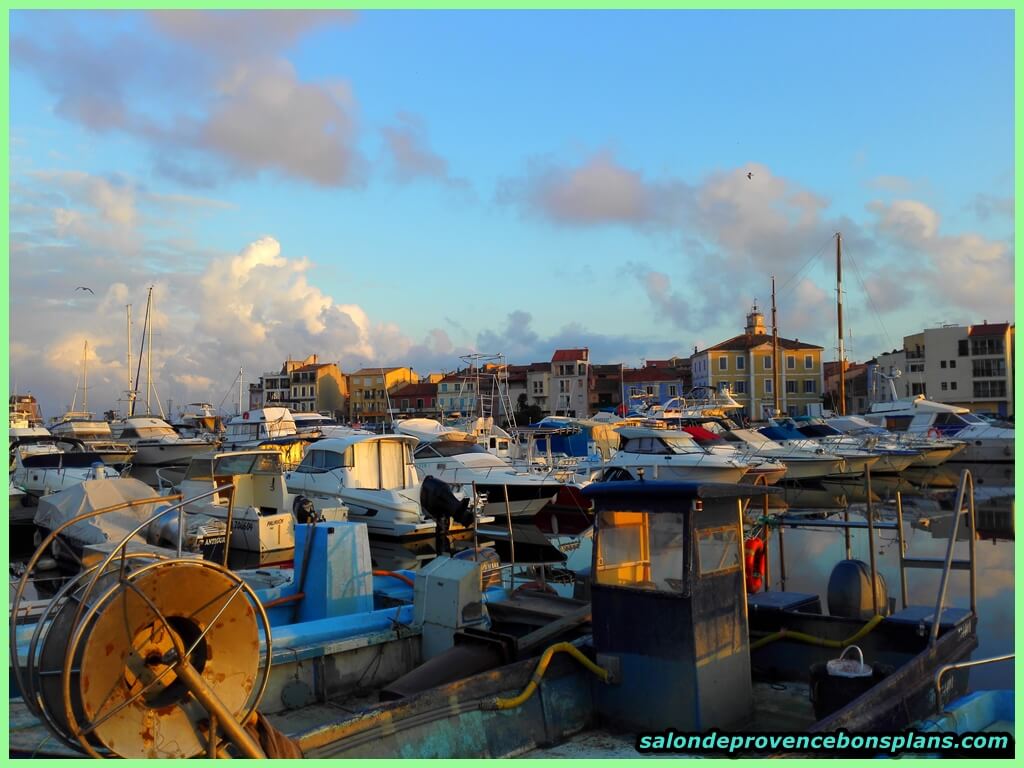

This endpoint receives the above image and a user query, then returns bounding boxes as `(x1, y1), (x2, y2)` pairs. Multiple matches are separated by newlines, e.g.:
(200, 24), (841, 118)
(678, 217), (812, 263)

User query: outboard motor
(292, 494), (319, 524)
(420, 475), (474, 556)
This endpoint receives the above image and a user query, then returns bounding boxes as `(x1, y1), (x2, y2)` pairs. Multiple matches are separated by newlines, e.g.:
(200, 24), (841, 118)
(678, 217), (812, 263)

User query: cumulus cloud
(13, 11), (365, 187)
(867, 198), (1013, 316)
(497, 150), (688, 227)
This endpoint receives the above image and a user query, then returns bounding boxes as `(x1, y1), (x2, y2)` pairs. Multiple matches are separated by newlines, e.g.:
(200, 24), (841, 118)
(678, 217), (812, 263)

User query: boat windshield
(415, 440), (487, 459)
(958, 413), (987, 425)
(214, 452), (282, 476)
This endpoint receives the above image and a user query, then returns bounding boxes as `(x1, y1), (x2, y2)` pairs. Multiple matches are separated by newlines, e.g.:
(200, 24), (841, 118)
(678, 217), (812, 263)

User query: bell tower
(745, 302), (767, 335)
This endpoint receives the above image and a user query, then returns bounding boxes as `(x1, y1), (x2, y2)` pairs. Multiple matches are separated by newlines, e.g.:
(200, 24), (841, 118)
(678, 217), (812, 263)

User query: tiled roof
(391, 382), (438, 397)
(350, 367), (405, 376)
(552, 348), (589, 362)
(698, 333), (823, 353)
(968, 322), (1010, 337)
(293, 363), (332, 373)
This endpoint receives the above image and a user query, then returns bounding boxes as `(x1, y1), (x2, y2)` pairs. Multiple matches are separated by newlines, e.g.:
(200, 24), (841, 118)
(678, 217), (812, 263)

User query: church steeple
(745, 302), (766, 335)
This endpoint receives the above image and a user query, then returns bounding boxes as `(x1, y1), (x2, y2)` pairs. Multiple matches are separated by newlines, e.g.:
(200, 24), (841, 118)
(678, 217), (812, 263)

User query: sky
(8, 10), (1015, 419)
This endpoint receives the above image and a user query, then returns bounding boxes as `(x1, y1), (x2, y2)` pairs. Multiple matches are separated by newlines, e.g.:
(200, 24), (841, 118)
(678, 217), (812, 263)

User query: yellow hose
(750, 613), (884, 651)
(485, 642), (610, 711)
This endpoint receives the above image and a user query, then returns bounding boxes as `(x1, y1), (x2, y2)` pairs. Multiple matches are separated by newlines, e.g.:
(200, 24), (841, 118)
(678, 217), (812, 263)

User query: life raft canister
(744, 536), (766, 593)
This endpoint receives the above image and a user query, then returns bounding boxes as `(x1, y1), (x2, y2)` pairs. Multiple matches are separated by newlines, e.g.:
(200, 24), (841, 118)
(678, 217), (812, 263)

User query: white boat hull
(133, 441), (216, 466)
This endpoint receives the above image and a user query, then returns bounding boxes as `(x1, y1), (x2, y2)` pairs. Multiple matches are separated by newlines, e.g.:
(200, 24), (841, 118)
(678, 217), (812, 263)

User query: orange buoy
(744, 537), (766, 593)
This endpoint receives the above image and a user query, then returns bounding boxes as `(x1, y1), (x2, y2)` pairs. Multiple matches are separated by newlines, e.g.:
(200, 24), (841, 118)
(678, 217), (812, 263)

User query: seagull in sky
(75, 286), (95, 294)
(747, 172), (753, 180)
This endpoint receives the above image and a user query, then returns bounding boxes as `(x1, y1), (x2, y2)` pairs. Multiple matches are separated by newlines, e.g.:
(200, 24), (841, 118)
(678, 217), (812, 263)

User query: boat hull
(132, 440), (215, 466)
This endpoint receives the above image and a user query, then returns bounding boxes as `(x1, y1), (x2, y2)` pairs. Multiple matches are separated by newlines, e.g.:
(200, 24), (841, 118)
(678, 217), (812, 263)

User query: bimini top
(582, 480), (781, 503)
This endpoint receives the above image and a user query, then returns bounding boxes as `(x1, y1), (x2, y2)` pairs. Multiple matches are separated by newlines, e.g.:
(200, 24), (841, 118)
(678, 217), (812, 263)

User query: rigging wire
(777, 233), (834, 300)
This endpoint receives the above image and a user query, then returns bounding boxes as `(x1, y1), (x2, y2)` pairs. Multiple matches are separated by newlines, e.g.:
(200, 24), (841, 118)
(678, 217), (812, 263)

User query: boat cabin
(224, 407), (298, 446)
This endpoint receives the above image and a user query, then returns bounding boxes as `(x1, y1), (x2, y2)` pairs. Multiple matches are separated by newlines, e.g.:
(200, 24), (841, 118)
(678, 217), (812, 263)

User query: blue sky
(8, 10), (1014, 417)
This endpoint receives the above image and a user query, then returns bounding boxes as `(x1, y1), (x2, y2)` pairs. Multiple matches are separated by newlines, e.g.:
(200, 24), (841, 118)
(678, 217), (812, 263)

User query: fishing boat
(174, 449), (309, 554)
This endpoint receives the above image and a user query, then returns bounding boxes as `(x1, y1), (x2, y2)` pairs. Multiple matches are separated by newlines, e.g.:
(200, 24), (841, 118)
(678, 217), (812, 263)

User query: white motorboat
(825, 414), (966, 468)
(676, 425), (788, 484)
(174, 450), (307, 554)
(110, 416), (217, 466)
(864, 396), (1013, 464)
(397, 418), (560, 519)
(10, 436), (119, 499)
(49, 411), (137, 466)
(285, 435), (436, 537)
(589, 426), (750, 484)
(787, 418), (921, 474)
(170, 402), (224, 439)
(759, 421), (881, 477)
(221, 407), (298, 451)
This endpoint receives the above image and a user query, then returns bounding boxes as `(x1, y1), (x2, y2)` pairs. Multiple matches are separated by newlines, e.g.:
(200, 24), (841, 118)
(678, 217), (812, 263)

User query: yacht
(786, 417), (920, 474)
(759, 421), (881, 477)
(10, 436), (118, 500)
(825, 414), (965, 468)
(291, 412), (339, 437)
(221, 407), (298, 451)
(397, 418), (561, 519)
(110, 415), (217, 465)
(174, 450), (304, 554)
(864, 397), (1013, 464)
(590, 426), (749, 484)
(285, 435), (436, 537)
(677, 425), (788, 484)
(48, 411), (136, 467)
(171, 403), (224, 439)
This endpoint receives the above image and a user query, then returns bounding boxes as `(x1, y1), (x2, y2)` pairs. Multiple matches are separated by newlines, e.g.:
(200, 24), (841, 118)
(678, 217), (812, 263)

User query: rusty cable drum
(30, 557), (271, 758)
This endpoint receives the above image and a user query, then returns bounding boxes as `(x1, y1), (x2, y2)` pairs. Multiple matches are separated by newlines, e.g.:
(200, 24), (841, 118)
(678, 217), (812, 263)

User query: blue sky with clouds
(9, 10), (1014, 417)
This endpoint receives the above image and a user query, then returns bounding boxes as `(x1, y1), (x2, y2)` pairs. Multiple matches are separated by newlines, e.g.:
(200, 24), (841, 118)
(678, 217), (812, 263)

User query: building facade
(248, 355), (347, 418)
(551, 348), (589, 417)
(870, 323), (1014, 416)
(390, 381), (440, 419)
(349, 367), (418, 424)
(691, 308), (825, 421)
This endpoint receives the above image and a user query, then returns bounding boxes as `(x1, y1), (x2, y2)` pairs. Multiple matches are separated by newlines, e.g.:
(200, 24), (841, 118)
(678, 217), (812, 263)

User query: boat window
(293, 451), (325, 474)
(958, 413), (986, 425)
(321, 449), (347, 471)
(884, 416), (913, 432)
(184, 459), (214, 481)
(660, 437), (696, 454)
(429, 441), (487, 458)
(414, 444), (442, 459)
(135, 426), (178, 439)
(595, 510), (685, 593)
(120, 427), (140, 439)
(695, 525), (741, 576)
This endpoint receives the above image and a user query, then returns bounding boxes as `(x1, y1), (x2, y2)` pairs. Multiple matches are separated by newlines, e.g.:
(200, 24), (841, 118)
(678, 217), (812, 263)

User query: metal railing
(933, 653), (1014, 711)
(770, 468), (978, 631)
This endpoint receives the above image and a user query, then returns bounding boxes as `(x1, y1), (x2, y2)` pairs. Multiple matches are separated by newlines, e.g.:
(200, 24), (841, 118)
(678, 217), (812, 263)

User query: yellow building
(691, 307), (824, 421)
(348, 367), (418, 424)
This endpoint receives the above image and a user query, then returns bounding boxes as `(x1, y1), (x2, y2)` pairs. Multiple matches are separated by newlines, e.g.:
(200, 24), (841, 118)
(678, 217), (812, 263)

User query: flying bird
(747, 172), (753, 180)
(75, 286), (95, 294)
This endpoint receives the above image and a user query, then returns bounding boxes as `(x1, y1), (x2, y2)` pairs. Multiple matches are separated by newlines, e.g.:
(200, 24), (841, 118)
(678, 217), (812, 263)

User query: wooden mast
(836, 232), (846, 416)
(771, 276), (780, 416)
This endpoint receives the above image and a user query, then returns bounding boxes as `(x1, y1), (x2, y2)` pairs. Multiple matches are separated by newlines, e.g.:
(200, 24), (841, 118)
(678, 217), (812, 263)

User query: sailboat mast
(836, 232), (846, 416)
(83, 340), (89, 412)
(127, 304), (135, 416)
(146, 286), (154, 414)
(771, 276), (780, 415)
(238, 366), (244, 415)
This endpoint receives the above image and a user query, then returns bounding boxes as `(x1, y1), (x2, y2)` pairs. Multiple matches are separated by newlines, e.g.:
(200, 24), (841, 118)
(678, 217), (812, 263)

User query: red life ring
(927, 427), (941, 439)
(744, 537), (766, 593)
